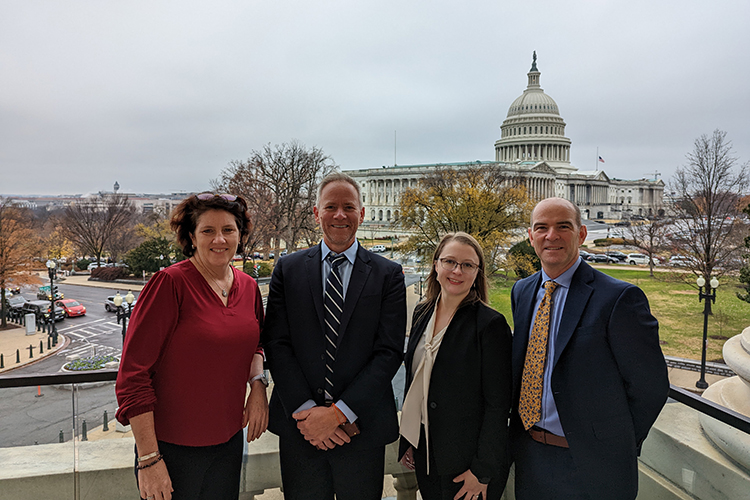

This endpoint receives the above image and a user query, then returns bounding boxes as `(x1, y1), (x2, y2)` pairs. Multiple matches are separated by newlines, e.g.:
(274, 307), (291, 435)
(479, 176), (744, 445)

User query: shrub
(507, 239), (540, 278)
(64, 355), (118, 371)
(244, 261), (273, 278)
(76, 259), (91, 271)
(91, 266), (129, 281)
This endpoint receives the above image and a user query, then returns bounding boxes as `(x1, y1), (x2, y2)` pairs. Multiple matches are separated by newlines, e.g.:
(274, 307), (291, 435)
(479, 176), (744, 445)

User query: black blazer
(399, 300), (512, 486)
(510, 261), (669, 500)
(262, 243), (407, 451)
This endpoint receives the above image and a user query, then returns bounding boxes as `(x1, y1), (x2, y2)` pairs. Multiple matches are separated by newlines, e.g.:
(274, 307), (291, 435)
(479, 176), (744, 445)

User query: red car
(56, 299), (86, 317)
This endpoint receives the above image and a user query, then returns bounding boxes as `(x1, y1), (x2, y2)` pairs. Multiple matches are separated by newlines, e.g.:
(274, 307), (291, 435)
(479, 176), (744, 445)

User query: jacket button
(429, 402), (437, 409)
(316, 388), (323, 394)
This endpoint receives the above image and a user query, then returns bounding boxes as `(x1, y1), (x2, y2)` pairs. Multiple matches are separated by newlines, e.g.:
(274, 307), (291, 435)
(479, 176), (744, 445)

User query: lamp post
(113, 290), (135, 342)
(696, 275), (719, 390)
(45, 260), (58, 346)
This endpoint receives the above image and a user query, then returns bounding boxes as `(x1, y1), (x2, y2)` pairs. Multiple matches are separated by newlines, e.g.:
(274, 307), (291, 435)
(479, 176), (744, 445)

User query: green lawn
(487, 267), (750, 362)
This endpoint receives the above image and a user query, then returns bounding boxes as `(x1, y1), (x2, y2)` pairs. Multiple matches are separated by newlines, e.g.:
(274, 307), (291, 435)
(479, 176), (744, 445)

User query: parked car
(4, 294), (29, 312)
(579, 250), (594, 261)
(627, 253), (653, 266)
(55, 299), (86, 317)
(605, 251), (628, 262)
(669, 255), (694, 267)
(371, 244), (386, 253)
(105, 294), (138, 312)
(37, 285), (63, 301)
(591, 253), (619, 264)
(87, 262), (108, 270)
(22, 300), (65, 322)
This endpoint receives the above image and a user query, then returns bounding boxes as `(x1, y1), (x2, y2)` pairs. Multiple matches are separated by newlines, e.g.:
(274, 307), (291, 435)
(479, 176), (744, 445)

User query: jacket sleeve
(607, 285), (669, 450)
(261, 257), (317, 416)
(471, 312), (513, 481)
(338, 262), (406, 416)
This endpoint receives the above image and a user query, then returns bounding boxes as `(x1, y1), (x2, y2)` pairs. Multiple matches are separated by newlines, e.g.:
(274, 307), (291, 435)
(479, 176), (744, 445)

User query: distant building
(349, 53), (663, 223)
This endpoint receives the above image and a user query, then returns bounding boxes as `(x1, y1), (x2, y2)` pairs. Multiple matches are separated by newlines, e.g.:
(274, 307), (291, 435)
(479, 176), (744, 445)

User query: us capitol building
(349, 53), (663, 224)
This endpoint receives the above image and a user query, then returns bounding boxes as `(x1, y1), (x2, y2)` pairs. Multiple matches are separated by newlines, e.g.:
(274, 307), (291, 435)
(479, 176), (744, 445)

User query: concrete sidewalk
(0, 324), (67, 373)
(56, 272), (146, 291)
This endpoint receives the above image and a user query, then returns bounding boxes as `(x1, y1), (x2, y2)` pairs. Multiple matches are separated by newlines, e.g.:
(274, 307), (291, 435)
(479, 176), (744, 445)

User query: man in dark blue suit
(262, 172), (407, 500)
(510, 197), (669, 500)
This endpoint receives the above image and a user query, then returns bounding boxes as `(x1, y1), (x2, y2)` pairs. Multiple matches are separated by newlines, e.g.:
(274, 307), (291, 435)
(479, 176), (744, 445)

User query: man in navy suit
(510, 197), (668, 500)
(262, 172), (407, 500)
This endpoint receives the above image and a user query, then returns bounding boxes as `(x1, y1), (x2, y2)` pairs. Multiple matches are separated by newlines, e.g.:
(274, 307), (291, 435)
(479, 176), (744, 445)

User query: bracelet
(137, 450), (160, 463)
(331, 403), (347, 425)
(136, 454), (164, 470)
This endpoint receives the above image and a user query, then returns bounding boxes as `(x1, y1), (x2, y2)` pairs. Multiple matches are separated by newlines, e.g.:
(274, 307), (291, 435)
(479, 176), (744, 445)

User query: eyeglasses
(438, 258), (481, 274)
(195, 193), (247, 208)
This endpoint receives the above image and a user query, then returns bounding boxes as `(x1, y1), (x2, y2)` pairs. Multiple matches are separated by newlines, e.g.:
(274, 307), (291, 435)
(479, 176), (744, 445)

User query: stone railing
(0, 431), (418, 500)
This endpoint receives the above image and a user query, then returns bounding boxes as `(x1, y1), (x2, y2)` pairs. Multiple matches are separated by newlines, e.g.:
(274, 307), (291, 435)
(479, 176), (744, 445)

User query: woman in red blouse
(116, 193), (268, 500)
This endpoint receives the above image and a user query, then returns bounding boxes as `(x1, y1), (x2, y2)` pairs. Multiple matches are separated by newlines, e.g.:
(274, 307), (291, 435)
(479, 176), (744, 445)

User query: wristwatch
(250, 373), (269, 387)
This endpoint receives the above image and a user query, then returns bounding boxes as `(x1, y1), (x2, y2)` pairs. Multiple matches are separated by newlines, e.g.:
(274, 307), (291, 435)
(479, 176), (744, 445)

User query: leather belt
(529, 426), (569, 448)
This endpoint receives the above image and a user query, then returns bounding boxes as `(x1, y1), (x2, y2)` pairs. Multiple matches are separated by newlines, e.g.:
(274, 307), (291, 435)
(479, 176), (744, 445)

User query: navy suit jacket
(510, 261), (668, 499)
(262, 243), (407, 451)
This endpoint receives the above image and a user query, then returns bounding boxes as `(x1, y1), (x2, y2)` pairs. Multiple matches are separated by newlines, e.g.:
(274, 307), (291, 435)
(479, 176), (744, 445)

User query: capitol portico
(349, 53), (663, 224)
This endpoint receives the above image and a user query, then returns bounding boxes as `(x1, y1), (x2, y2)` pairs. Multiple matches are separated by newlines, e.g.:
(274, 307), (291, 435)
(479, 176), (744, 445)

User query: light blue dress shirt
(531, 257), (582, 437)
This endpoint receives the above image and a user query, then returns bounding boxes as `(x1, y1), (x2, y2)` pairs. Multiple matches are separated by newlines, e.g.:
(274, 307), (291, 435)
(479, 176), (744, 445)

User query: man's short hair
(316, 172), (363, 208)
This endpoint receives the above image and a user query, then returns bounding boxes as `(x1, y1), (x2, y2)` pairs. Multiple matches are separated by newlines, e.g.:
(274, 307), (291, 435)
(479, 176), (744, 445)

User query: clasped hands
(293, 405), (351, 450)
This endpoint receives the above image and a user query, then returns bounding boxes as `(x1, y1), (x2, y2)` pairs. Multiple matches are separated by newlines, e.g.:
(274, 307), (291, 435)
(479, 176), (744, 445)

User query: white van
(627, 253), (651, 265)
(371, 245), (386, 253)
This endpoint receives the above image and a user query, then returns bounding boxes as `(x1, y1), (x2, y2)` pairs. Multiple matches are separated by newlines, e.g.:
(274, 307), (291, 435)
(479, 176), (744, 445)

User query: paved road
(0, 283), (129, 447)
(1, 274), (419, 448)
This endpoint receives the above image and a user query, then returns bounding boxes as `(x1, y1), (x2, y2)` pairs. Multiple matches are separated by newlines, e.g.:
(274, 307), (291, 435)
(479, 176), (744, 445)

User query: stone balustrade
(0, 432), (418, 500)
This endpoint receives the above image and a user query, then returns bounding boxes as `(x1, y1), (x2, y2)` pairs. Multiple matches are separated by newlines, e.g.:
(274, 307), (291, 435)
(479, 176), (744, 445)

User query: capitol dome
(494, 52), (574, 174)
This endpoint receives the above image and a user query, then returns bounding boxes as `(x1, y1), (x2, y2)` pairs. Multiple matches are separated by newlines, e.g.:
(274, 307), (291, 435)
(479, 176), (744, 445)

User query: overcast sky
(2, 0), (749, 196)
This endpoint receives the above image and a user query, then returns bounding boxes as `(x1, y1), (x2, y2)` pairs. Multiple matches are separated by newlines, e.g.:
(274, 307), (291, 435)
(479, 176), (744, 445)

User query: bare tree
(668, 129), (749, 280)
(0, 198), (41, 327)
(62, 193), (136, 266)
(627, 206), (671, 276)
(213, 140), (337, 261)
(398, 164), (534, 273)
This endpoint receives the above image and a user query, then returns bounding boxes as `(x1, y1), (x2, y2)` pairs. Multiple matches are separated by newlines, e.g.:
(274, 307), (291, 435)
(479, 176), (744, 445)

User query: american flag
(598, 156), (605, 163)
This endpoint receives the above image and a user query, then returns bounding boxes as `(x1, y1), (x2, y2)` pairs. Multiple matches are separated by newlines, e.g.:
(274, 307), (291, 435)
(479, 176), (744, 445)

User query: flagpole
(596, 147), (599, 171)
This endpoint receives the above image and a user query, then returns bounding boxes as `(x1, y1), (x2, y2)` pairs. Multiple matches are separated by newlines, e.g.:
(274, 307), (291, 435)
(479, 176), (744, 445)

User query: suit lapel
(553, 262), (594, 368)
(305, 245), (325, 331)
(512, 273), (542, 387)
(338, 246), (371, 339)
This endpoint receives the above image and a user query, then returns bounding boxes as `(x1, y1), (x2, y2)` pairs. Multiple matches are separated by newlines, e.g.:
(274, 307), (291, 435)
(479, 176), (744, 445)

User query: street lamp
(45, 260), (58, 346)
(113, 290), (135, 342)
(696, 275), (719, 390)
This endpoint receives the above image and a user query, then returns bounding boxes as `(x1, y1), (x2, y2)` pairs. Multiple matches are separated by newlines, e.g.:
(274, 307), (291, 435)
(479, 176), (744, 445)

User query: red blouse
(116, 259), (263, 446)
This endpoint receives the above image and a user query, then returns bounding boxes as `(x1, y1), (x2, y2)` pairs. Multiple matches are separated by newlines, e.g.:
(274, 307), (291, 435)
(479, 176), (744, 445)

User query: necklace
(192, 257), (232, 297)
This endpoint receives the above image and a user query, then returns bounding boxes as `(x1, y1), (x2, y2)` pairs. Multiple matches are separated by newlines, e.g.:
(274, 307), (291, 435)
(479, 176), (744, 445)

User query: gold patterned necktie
(518, 280), (559, 430)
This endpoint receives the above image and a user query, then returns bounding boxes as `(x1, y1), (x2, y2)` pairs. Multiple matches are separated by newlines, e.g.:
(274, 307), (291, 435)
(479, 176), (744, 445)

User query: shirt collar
(320, 240), (358, 265)
(541, 257), (581, 289)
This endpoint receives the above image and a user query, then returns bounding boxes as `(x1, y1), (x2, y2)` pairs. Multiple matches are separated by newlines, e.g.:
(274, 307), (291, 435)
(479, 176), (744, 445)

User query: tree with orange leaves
(0, 198), (41, 328)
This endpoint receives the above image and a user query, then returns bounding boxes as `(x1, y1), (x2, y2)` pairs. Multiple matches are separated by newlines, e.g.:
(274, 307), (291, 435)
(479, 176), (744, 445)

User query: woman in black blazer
(399, 232), (512, 500)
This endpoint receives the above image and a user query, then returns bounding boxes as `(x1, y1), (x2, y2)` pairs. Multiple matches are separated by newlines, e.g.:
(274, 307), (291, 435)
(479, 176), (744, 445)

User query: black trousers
(135, 430), (244, 500)
(512, 430), (591, 500)
(278, 436), (385, 500)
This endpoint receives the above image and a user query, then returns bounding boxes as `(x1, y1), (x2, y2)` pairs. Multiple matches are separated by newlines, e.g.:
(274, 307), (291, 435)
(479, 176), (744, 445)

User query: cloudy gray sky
(2, 0), (748, 196)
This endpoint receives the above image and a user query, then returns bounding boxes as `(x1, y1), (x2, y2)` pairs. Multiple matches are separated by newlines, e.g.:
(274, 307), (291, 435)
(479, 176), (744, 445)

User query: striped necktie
(518, 280), (559, 430)
(323, 253), (347, 401)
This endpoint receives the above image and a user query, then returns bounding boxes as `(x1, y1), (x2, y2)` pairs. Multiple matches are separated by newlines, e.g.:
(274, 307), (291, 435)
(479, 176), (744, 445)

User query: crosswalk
(55, 318), (124, 360)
